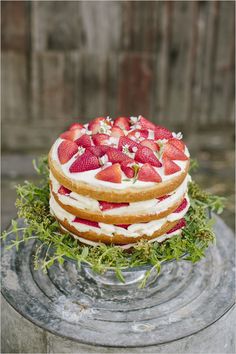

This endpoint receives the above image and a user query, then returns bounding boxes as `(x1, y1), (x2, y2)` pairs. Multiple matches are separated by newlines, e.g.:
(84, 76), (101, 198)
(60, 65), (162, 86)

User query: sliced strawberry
(118, 136), (139, 152)
(75, 134), (92, 148)
(92, 133), (110, 146)
(168, 138), (185, 152)
(106, 147), (132, 164)
(99, 201), (129, 211)
(110, 126), (125, 138)
(140, 139), (159, 152)
(95, 163), (122, 183)
(163, 143), (188, 161)
(88, 117), (111, 134)
(69, 150), (100, 172)
(135, 146), (162, 167)
(113, 117), (130, 130)
(58, 185), (71, 195)
(137, 163), (162, 182)
(138, 116), (156, 130)
(120, 160), (135, 178)
(174, 198), (188, 213)
(167, 218), (186, 234)
(163, 157), (181, 175)
(74, 217), (100, 228)
(157, 195), (170, 201)
(154, 126), (172, 140)
(60, 128), (82, 141)
(69, 122), (84, 131)
(115, 224), (130, 229)
(127, 129), (149, 140)
(87, 145), (109, 157)
(58, 140), (78, 164)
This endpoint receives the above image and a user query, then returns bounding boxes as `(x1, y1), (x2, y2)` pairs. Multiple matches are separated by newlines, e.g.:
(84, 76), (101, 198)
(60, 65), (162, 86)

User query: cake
(49, 116), (191, 248)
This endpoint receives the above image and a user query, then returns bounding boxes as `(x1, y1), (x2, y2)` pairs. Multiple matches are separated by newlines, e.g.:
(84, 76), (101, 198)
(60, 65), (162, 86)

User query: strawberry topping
(120, 160), (135, 178)
(135, 145), (162, 167)
(127, 129), (149, 140)
(58, 140), (78, 164)
(140, 139), (159, 152)
(138, 115), (156, 130)
(106, 147), (132, 164)
(69, 123), (84, 131)
(99, 201), (129, 211)
(73, 217), (100, 228)
(168, 138), (185, 152)
(60, 128), (82, 141)
(69, 150), (100, 173)
(154, 126), (172, 140)
(58, 185), (71, 195)
(174, 198), (188, 213)
(88, 117), (107, 134)
(95, 163), (122, 183)
(87, 145), (109, 157)
(116, 224), (130, 229)
(167, 219), (186, 234)
(163, 157), (181, 175)
(118, 136), (139, 152)
(163, 143), (188, 161)
(92, 133), (110, 146)
(137, 163), (162, 182)
(75, 134), (92, 148)
(110, 126), (125, 138)
(113, 117), (130, 130)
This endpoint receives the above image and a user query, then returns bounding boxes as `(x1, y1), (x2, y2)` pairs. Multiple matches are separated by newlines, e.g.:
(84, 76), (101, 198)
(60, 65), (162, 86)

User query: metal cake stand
(1, 216), (235, 352)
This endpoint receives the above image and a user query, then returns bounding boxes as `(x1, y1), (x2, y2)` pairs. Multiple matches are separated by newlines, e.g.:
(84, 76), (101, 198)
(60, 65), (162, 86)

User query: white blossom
(172, 132), (183, 140)
(78, 146), (85, 156)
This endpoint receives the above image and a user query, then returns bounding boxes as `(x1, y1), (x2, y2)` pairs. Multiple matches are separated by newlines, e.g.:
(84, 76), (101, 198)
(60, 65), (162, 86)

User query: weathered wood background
(2, 1), (235, 152)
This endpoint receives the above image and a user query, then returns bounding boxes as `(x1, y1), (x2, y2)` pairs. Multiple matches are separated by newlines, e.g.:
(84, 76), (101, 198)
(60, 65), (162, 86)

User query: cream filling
(51, 137), (190, 190)
(50, 172), (191, 216)
(50, 194), (190, 238)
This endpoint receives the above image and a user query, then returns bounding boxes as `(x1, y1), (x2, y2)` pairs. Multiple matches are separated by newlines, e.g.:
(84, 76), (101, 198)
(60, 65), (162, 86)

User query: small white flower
(99, 120), (111, 134)
(106, 116), (112, 122)
(172, 132), (183, 140)
(135, 132), (141, 139)
(122, 144), (133, 157)
(99, 154), (109, 165)
(108, 136), (118, 146)
(130, 116), (139, 125)
(148, 130), (155, 140)
(132, 146), (138, 153)
(78, 146), (85, 156)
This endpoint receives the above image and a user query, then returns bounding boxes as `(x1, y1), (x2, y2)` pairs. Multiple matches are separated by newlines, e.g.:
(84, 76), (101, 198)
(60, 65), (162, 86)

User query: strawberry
(92, 133), (110, 146)
(174, 198), (188, 213)
(87, 146), (109, 157)
(168, 138), (185, 152)
(120, 160), (135, 178)
(58, 185), (71, 195)
(95, 163), (122, 183)
(113, 117), (130, 130)
(127, 129), (149, 140)
(75, 134), (92, 148)
(69, 150), (100, 172)
(99, 201), (129, 211)
(163, 157), (181, 175)
(110, 126), (125, 138)
(115, 224), (130, 229)
(88, 117), (111, 134)
(118, 136), (139, 152)
(154, 126), (172, 140)
(138, 116), (156, 130)
(58, 140), (78, 164)
(135, 146), (162, 167)
(167, 218), (186, 234)
(157, 195), (170, 201)
(69, 122), (84, 131)
(163, 143), (188, 161)
(140, 139), (159, 152)
(73, 217), (100, 228)
(60, 128), (82, 141)
(137, 163), (162, 182)
(106, 147), (132, 164)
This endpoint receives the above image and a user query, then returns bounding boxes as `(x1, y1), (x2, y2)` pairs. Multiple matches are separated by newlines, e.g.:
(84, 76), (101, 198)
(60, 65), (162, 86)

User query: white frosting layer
(50, 172), (191, 216)
(50, 194), (190, 238)
(51, 137), (190, 190)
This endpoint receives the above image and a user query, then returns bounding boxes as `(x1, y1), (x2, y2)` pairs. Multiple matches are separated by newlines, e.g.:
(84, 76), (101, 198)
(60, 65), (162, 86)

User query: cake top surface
(50, 115), (190, 190)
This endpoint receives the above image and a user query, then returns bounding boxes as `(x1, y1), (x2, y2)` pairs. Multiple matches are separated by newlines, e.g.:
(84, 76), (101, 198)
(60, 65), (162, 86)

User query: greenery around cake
(1, 155), (225, 287)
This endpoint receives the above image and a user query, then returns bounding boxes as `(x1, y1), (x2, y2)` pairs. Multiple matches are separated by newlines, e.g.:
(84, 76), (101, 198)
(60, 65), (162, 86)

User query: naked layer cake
(49, 116), (191, 248)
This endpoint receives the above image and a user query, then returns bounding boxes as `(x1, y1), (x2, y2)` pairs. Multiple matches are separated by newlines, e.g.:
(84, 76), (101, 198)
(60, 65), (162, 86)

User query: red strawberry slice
(163, 143), (188, 161)
(135, 146), (162, 167)
(114, 117), (130, 130)
(58, 140), (78, 164)
(167, 218), (186, 234)
(138, 116), (156, 130)
(95, 163), (122, 183)
(58, 185), (71, 195)
(120, 160), (135, 178)
(115, 224), (130, 229)
(118, 136), (139, 152)
(87, 146), (109, 157)
(60, 128), (82, 141)
(69, 150), (100, 172)
(137, 163), (162, 182)
(99, 201), (129, 211)
(140, 139), (159, 152)
(75, 134), (92, 148)
(69, 122), (84, 131)
(127, 129), (149, 140)
(157, 195), (170, 201)
(163, 157), (181, 175)
(168, 138), (185, 152)
(154, 126), (172, 140)
(73, 217), (100, 228)
(174, 198), (188, 213)
(106, 147), (132, 164)
(88, 117), (111, 134)
(92, 133), (110, 146)
(110, 126), (125, 138)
